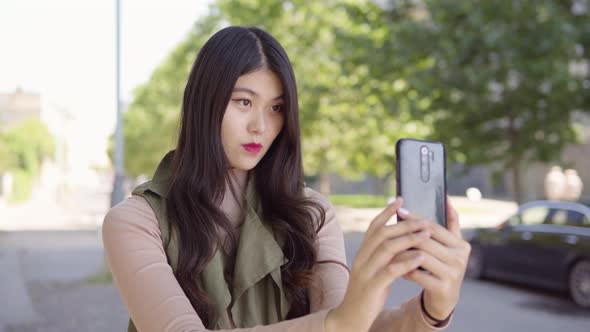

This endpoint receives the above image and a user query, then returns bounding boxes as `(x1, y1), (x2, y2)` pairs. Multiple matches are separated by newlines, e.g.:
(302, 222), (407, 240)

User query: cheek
(271, 115), (285, 138)
(221, 110), (240, 148)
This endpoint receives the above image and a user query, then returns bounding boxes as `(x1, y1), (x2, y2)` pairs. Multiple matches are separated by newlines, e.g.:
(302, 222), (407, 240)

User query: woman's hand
(326, 197), (433, 332)
(400, 198), (471, 323)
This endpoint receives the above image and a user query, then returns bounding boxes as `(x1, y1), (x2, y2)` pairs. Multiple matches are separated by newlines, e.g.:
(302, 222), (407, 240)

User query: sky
(0, 0), (213, 169)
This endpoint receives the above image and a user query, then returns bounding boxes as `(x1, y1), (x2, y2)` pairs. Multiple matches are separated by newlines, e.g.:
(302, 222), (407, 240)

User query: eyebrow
(233, 87), (284, 100)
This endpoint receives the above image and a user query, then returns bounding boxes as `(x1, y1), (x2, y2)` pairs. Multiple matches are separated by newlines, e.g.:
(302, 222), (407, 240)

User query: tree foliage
(121, 13), (222, 177)
(383, 0), (589, 201)
(0, 118), (55, 200)
(121, 0), (590, 200)
(123, 0), (420, 194)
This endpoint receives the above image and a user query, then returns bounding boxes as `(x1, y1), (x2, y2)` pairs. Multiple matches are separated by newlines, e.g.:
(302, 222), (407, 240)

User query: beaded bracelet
(419, 291), (454, 328)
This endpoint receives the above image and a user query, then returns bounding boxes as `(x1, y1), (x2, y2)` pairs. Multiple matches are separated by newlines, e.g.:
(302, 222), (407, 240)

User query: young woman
(102, 26), (470, 332)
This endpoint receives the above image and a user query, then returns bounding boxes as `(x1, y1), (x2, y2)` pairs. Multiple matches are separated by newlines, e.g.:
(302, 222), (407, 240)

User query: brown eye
(234, 99), (251, 107)
(272, 104), (283, 112)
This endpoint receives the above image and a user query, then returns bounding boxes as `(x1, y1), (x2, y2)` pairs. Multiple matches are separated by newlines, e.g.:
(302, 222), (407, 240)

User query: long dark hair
(166, 26), (327, 326)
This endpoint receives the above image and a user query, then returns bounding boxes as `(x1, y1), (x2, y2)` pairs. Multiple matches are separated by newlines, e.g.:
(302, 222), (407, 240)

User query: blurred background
(1, 0), (589, 331)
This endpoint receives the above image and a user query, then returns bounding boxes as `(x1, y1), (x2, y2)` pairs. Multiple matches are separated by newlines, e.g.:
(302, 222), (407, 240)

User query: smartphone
(395, 138), (447, 227)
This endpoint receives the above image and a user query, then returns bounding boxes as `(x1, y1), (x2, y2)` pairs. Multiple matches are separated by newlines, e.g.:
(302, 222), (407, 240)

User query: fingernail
(414, 254), (424, 263)
(399, 208), (410, 216)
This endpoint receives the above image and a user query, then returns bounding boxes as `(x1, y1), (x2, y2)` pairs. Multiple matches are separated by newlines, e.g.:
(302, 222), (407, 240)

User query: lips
(242, 143), (262, 154)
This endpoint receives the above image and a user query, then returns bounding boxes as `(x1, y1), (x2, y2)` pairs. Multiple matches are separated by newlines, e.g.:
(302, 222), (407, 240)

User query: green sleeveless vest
(127, 151), (291, 331)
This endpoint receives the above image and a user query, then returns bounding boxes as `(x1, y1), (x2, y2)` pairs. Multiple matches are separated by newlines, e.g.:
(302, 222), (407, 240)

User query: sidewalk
(0, 185), (109, 231)
(0, 186), (127, 332)
(0, 185), (516, 232)
(0, 230), (128, 332)
(0, 251), (36, 329)
(336, 196), (518, 232)
(0, 188), (517, 331)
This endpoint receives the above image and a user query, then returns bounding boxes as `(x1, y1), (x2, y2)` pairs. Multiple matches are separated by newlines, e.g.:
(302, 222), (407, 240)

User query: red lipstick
(242, 143), (262, 154)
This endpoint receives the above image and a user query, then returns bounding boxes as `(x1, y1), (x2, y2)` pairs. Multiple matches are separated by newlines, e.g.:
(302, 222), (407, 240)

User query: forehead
(234, 69), (283, 99)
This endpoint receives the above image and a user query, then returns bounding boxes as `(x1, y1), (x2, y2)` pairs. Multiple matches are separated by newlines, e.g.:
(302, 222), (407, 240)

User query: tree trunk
(507, 114), (524, 204)
(511, 160), (524, 204)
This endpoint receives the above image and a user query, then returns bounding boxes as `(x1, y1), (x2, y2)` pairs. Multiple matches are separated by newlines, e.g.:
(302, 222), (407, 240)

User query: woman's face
(221, 68), (285, 173)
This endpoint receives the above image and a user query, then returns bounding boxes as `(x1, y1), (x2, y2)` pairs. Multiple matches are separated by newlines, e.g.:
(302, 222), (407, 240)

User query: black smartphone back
(395, 138), (447, 227)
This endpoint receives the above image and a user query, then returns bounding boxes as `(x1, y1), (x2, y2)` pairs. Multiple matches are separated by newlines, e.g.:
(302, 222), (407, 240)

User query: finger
(403, 267), (440, 291)
(354, 197), (404, 268)
(426, 221), (464, 248)
(357, 220), (428, 259)
(412, 250), (451, 281)
(390, 249), (423, 262)
(446, 196), (462, 238)
(355, 219), (429, 268)
(414, 238), (453, 264)
(366, 197), (404, 236)
(419, 226), (471, 268)
(396, 205), (425, 222)
(360, 230), (431, 278)
(372, 251), (424, 290)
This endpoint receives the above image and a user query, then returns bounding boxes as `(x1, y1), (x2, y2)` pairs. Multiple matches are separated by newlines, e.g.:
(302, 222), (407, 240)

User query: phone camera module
(420, 146), (430, 182)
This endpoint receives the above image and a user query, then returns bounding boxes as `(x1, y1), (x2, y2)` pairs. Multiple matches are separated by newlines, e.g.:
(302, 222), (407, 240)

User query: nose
(247, 108), (266, 135)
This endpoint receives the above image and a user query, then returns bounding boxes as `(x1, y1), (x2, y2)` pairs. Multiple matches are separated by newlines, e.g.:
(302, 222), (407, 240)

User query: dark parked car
(464, 200), (590, 308)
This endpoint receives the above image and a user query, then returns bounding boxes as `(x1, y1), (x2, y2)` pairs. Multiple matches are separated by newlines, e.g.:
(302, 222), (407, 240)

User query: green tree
(118, 13), (222, 177)
(0, 136), (17, 172)
(217, 0), (426, 194)
(0, 118), (55, 201)
(385, 0), (588, 202)
(123, 0), (419, 195)
(566, 0), (590, 108)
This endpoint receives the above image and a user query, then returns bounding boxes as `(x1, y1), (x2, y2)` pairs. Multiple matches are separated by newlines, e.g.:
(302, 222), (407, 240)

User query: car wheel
(569, 260), (590, 308)
(466, 244), (484, 279)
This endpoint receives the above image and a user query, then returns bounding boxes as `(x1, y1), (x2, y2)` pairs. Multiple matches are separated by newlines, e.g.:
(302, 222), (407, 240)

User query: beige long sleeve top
(102, 193), (448, 332)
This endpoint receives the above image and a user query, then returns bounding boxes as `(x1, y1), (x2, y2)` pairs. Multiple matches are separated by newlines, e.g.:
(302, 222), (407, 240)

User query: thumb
(446, 196), (462, 238)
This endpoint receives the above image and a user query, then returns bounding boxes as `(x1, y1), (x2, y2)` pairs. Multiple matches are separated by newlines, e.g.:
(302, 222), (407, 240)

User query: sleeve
(102, 196), (332, 332)
(304, 187), (349, 312)
(303, 188), (450, 332)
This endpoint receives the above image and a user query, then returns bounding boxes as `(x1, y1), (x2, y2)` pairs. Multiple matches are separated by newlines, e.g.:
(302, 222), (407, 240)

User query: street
(1, 229), (588, 331)
(345, 231), (590, 332)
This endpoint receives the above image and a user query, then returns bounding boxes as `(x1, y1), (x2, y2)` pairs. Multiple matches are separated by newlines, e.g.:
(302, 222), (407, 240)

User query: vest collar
(205, 172), (289, 328)
(147, 150), (175, 198)
(146, 150), (289, 328)
(233, 179), (287, 300)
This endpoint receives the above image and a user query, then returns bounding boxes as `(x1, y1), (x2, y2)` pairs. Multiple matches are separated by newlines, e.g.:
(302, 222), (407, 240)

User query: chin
(236, 162), (258, 172)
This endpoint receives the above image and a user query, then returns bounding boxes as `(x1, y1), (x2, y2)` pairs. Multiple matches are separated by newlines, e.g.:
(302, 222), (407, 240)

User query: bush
(0, 118), (54, 201)
(10, 169), (33, 203)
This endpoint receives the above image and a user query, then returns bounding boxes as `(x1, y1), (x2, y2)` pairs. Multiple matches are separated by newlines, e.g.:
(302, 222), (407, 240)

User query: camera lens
(421, 146), (428, 155)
